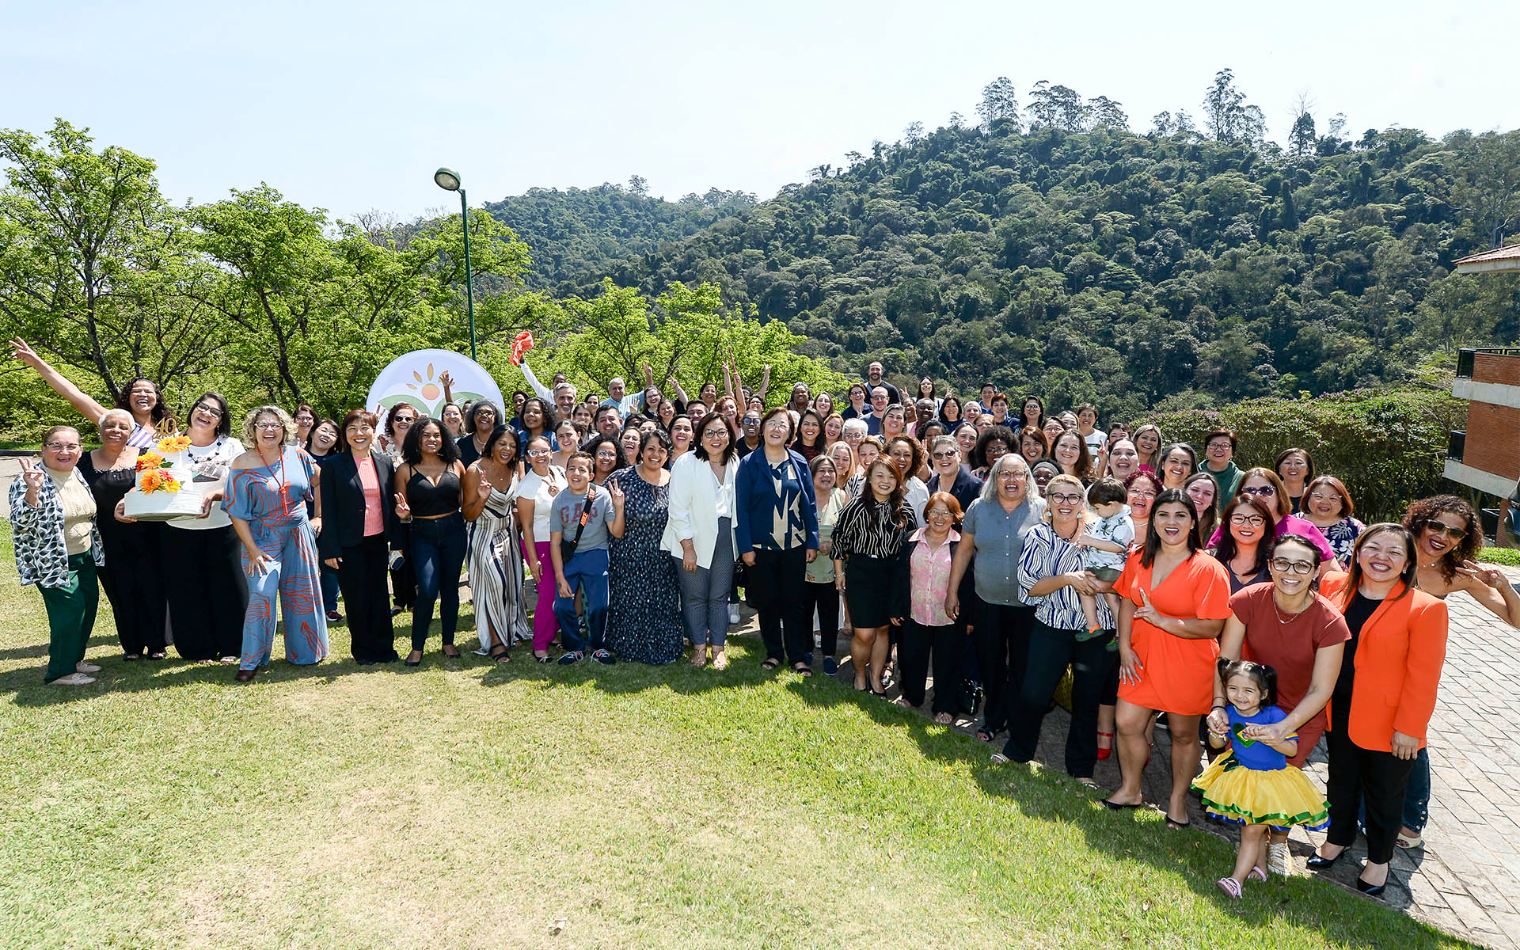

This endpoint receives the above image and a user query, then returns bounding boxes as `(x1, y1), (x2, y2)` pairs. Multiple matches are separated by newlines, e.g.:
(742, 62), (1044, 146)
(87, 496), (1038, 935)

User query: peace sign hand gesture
(1459, 559), (1510, 591)
(1133, 587), (1163, 626)
(608, 479), (625, 509)
(10, 337), (44, 371)
(394, 492), (412, 521)
(19, 457), (46, 507)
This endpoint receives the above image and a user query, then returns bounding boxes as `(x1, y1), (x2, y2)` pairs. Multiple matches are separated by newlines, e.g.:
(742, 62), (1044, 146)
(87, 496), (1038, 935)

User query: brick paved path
(821, 564), (1520, 950)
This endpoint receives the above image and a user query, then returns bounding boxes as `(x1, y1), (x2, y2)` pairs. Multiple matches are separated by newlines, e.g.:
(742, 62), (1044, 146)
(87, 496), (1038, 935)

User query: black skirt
(844, 554), (899, 628)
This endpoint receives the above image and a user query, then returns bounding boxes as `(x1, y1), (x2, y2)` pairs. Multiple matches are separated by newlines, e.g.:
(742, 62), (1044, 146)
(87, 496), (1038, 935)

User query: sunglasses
(1418, 519), (1467, 541)
(1239, 485), (1276, 496)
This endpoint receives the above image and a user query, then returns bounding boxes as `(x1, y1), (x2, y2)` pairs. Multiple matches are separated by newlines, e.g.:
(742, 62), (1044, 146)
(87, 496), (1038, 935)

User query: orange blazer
(1319, 573), (1448, 752)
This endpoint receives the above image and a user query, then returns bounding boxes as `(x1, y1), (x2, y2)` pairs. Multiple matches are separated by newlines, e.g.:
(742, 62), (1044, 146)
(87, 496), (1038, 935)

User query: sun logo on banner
(405, 363), (445, 402)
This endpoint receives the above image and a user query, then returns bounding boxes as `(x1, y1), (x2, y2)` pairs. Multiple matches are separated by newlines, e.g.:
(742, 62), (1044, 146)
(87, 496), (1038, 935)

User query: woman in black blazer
(319, 409), (402, 664)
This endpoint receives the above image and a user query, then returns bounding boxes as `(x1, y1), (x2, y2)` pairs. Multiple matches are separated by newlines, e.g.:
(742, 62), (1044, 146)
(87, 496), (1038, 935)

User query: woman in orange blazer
(1308, 524), (1448, 897)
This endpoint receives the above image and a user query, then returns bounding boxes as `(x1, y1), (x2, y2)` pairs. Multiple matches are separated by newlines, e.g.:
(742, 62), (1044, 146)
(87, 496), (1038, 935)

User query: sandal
(534, 653), (552, 664)
(792, 663), (812, 677)
(1215, 877), (1242, 900)
(124, 654), (142, 662)
(489, 646), (510, 664)
(933, 712), (953, 725)
(712, 651), (729, 670)
(975, 728), (994, 743)
(760, 658), (781, 671)
(147, 651), (166, 660)
(692, 648), (708, 668)
(1247, 866), (1267, 883)
(442, 646), (462, 659)
(1396, 831), (1424, 850)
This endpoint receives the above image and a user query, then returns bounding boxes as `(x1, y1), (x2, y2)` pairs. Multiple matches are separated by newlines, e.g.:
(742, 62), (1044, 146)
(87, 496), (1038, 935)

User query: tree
(1453, 130), (1520, 248)
(1149, 110), (1196, 137)
(976, 77), (1022, 131)
(1027, 81), (1085, 132)
(0, 119), (225, 399)
(903, 122), (925, 144)
(627, 175), (649, 197)
(1202, 69), (1265, 144)
(1085, 96), (1129, 132)
(1288, 93), (1317, 156)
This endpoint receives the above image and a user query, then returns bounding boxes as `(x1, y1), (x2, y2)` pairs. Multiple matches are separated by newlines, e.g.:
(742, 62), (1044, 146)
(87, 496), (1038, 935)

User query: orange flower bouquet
(155, 436), (191, 454)
(138, 469), (181, 495)
(136, 451), (164, 472)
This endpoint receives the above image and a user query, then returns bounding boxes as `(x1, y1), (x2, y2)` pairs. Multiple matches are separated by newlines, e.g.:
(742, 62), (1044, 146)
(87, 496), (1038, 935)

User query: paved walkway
(827, 565), (1520, 949)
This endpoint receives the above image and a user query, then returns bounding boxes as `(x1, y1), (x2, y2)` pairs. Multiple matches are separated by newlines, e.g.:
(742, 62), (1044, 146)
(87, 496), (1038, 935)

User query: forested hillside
(483, 183), (756, 289)
(492, 74), (1520, 420)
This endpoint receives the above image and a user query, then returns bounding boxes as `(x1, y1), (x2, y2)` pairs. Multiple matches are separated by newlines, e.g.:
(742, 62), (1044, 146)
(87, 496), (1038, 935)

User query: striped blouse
(1017, 521), (1115, 632)
(831, 495), (915, 561)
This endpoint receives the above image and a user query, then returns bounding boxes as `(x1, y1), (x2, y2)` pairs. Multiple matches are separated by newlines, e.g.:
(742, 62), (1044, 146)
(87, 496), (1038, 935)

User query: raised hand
(438, 370), (455, 388)
(10, 337), (44, 370)
(608, 479), (625, 508)
(19, 457), (46, 507)
(1133, 587), (1163, 626)
(394, 492), (411, 520)
(1459, 559), (1510, 590)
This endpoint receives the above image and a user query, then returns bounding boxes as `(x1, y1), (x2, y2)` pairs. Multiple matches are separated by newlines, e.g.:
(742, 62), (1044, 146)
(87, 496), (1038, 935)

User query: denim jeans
(410, 512), (467, 651)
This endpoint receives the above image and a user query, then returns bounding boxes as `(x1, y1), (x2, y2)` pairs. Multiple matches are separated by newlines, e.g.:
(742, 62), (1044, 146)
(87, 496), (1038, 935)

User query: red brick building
(1447, 245), (1520, 543)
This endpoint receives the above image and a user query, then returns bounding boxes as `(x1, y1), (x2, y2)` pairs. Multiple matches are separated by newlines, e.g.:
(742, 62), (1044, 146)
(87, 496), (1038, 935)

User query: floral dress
(222, 446), (328, 670)
(606, 469), (683, 663)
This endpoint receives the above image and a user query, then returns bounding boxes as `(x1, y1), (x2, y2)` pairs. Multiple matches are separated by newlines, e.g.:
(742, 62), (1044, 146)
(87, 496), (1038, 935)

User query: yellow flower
(136, 451), (163, 472)
(156, 436), (191, 454)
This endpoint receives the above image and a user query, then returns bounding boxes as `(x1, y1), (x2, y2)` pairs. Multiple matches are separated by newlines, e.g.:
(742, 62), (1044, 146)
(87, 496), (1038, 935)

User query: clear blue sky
(7, 0), (1516, 222)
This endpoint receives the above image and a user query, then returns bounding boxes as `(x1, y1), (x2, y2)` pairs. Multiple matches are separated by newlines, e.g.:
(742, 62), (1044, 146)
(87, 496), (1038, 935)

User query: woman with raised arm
(319, 409), (400, 665)
(10, 428), (106, 684)
(76, 409), (165, 661)
(223, 406), (328, 682)
(11, 338), (174, 446)
(393, 417), (469, 666)
(463, 426), (530, 662)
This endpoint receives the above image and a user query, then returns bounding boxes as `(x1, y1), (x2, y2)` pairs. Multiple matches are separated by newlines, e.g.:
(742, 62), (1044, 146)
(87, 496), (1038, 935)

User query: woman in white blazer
(662, 413), (740, 668)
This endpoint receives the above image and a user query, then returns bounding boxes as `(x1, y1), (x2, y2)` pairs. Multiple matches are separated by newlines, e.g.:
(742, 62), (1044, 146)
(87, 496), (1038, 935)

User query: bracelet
(1211, 703), (1226, 711)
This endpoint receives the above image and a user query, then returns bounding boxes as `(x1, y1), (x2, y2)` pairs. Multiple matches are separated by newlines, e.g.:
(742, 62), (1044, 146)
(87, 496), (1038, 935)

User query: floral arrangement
(155, 435), (191, 454)
(136, 451), (164, 472)
(139, 469), (180, 494)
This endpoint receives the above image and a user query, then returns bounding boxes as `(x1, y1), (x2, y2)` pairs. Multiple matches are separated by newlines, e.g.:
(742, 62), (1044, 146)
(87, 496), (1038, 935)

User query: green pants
(40, 553), (99, 683)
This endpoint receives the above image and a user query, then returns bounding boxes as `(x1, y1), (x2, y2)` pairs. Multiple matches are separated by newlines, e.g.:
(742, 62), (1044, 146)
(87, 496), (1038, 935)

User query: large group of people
(10, 338), (1519, 898)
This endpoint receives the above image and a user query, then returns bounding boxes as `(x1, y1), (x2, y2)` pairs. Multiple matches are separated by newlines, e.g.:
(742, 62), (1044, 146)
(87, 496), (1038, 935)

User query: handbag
(558, 488), (598, 564)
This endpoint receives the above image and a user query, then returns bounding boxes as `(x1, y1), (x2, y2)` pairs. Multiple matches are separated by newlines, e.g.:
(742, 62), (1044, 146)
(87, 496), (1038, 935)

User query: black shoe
(404, 651), (422, 667)
(1306, 851), (1342, 871)
(1355, 876), (1387, 897)
(590, 649), (616, 666)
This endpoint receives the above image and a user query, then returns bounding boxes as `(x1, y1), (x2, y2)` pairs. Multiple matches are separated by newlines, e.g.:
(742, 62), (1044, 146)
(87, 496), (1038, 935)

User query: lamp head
(434, 167), (461, 192)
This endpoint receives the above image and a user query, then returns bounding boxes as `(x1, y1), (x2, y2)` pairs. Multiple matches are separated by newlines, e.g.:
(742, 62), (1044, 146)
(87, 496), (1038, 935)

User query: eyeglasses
(1269, 557), (1315, 575)
(595, 451), (618, 459)
(44, 442), (81, 451)
(527, 448), (551, 457)
(1240, 485), (1276, 496)
(1230, 514), (1266, 527)
(1206, 441), (1231, 450)
(1047, 492), (1084, 504)
(254, 422), (284, 431)
(926, 508), (953, 519)
(196, 404), (224, 418)
(1129, 489), (1157, 499)
(1418, 519), (1467, 541)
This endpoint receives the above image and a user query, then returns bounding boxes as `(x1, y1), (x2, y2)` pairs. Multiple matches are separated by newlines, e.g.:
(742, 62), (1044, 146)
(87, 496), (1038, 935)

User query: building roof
(1455, 244), (1520, 274)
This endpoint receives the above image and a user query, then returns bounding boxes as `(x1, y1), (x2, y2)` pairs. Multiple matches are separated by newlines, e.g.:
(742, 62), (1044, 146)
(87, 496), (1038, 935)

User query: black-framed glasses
(1417, 519), (1467, 541)
(1046, 492), (1084, 504)
(1269, 557), (1315, 575)
(1230, 514), (1266, 527)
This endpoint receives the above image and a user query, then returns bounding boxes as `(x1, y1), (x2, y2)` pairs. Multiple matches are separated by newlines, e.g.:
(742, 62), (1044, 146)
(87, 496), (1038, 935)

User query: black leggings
(803, 581), (840, 657)
(972, 602), (1035, 735)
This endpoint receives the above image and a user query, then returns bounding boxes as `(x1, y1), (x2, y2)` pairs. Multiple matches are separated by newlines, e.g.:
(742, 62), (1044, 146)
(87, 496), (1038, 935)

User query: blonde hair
(242, 405), (296, 446)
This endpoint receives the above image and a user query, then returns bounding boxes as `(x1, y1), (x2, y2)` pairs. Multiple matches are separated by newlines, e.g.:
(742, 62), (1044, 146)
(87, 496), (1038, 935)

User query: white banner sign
(366, 348), (504, 421)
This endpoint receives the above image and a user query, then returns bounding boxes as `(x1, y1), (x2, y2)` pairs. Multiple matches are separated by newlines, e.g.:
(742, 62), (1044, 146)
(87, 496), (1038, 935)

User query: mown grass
(1479, 546), (1520, 567)
(0, 521), (1471, 949)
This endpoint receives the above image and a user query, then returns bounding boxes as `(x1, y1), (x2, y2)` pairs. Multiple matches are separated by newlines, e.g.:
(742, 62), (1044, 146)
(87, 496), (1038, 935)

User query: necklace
(259, 446), (288, 516)
(1053, 516), (1084, 543)
(1272, 592), (1310, 625)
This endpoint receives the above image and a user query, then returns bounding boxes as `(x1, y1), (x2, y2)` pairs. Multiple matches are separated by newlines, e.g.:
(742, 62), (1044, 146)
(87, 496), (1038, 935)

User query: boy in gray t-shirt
(549, 453), (625, 664)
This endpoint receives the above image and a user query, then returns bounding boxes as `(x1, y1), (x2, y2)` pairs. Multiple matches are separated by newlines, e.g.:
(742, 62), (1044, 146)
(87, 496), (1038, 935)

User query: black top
(457, 434), (486, 468)
(405, 466), (462, 518)
(76, 451), (136, 540)
(1333, 591), (1380, 711)
(928, 466), (983, 512)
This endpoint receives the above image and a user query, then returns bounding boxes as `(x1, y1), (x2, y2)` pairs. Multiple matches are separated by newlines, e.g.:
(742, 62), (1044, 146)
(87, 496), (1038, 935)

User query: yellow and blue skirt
(1191, 753), (1329, 831)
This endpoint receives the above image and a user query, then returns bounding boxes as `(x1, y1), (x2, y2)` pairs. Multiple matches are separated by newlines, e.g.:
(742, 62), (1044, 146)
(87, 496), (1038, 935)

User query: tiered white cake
(121, 438), (215, 521)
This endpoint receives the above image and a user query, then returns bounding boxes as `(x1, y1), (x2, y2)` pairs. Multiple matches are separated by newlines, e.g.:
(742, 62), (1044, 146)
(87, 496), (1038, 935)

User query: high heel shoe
(233, 668), (258, 683)
(1306, 849), (1342, 871)
(404, 651), (423, 667)
(1096, 730), (1115, 761)
(1355, 876), (1387, 897)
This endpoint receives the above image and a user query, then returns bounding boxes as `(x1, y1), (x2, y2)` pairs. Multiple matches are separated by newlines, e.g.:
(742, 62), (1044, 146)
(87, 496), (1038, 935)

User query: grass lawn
(0, 522), (1471, 949)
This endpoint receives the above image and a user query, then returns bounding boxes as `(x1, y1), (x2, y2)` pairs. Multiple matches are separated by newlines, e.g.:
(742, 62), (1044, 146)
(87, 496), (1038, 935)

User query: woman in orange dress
(1103, 489), (1232, 827)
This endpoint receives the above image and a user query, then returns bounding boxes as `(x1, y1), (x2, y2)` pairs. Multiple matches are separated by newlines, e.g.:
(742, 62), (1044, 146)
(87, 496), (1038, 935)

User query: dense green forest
(490, 72), (1520, 420)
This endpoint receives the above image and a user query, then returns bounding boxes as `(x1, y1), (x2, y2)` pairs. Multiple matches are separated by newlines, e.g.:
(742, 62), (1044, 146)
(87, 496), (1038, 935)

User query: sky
(6, 0), (1517, 222)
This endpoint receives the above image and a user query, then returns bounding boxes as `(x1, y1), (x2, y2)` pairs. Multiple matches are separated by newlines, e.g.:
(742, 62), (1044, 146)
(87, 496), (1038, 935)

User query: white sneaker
(1267, 842), (1292, 877)
(50, 673), (95, 686)
(75, 662), (101, 673)
(728, 606), (740, 625)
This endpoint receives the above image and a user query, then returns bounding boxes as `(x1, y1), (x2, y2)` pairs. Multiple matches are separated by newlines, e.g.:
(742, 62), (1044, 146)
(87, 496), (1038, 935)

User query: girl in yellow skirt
(1195, 659), (1329, 898)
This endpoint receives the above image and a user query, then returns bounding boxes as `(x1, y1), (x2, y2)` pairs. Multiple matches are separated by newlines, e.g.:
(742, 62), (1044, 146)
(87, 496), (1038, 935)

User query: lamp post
(433, 166), (476, 361)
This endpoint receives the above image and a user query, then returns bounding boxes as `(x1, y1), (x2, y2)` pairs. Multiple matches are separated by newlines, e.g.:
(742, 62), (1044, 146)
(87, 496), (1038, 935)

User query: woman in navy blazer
(318, 409), (403, 664)
(735, 408), (820, 673)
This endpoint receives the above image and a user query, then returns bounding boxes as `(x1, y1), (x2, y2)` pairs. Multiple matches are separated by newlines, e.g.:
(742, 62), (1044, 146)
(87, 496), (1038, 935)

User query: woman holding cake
(223, 405), (329, 681)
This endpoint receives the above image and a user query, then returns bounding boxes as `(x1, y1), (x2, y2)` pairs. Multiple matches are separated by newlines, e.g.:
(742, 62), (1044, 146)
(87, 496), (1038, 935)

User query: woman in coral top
(1103, 489), (1232, 827)
(1308, 524), (1449, 898)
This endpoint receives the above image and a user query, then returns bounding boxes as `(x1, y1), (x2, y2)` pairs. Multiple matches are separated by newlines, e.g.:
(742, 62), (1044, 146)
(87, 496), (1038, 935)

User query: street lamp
(434, 166), (476, 360)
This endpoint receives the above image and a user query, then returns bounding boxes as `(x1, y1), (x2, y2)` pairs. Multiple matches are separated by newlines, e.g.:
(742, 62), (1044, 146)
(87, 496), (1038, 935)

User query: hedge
(1135, 387), (1466, 525)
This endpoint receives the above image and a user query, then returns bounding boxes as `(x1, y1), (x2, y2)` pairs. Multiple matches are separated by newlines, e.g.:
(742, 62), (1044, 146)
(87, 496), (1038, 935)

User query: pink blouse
(358, 455), (385, 537)
(909, 528), (959, 626)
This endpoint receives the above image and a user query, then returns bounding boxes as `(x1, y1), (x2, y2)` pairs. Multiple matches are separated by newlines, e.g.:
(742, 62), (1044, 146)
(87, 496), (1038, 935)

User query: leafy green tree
(976, 77), (1022, 131)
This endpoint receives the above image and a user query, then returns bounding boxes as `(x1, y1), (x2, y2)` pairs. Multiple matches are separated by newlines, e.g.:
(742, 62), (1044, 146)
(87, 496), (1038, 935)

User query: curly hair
(242, 405), (296, 446)
(1402, 495), (1480, 582)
